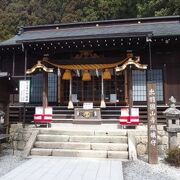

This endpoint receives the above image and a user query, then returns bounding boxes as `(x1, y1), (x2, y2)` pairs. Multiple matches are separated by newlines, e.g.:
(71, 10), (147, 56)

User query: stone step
(69, 135), (128, 143)
(39, 129), (94, 136)
(30, 148), (128, 159)
(34, 141), (128, 151)
(37, 134), (128, 143)
(34, 141), (90, 150)
(37, 134), (70, 142)
(38, 129), (127, 136)
(108, 151), (129, 159)
(91, 143), (128, 151)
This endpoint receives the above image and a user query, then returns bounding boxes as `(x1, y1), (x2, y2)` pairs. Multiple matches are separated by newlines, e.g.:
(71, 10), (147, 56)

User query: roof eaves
(16, 32), (152, 43)
(0, 36), (21, 47)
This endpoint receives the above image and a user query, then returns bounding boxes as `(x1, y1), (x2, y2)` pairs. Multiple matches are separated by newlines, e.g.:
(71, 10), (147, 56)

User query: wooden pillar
(12, 52), (15, 76)
(57, 68), (61, 104)
(147, 82), (158, 164)
(43, 72), (48, 113)
(124, 70), (128, 105)
(100, 72), (106, 108)
(163, 64), (168, 105)
(68, 79), (73, 109)
(23, 49), (27, 127)
(128, 66), (133, 115)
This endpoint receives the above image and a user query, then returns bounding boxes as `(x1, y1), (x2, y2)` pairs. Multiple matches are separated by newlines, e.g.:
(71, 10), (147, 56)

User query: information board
(19, 80), (30, 103)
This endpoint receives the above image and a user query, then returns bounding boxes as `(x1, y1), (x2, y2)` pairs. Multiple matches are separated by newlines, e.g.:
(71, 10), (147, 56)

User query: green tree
(137, 0), (180, 17)
(0, 0), (179, 41)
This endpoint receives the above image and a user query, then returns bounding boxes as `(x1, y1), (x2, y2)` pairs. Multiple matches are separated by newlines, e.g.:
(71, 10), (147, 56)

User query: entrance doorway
(61, 73), (125, 105)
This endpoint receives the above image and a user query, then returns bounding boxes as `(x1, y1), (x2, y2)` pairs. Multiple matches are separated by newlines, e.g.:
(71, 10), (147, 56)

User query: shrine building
(0, 16), (180, 125)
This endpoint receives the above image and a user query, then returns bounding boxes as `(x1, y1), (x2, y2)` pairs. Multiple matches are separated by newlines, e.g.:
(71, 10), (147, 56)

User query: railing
(9, 106), (35, 123)
(9, 105), (178, 124)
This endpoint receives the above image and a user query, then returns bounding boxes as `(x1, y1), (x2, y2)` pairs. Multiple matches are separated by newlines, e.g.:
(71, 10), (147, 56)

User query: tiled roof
(1, 16), (180, 46)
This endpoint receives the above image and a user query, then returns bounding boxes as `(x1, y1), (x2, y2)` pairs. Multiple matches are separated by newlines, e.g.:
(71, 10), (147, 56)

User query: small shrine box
(119, 108), (139, 126)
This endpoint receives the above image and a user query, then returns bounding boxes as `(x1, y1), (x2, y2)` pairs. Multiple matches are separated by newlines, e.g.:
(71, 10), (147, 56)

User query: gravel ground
(0, 147), (179, 180)
(0, 148), (28, 178)
(123, 156), (180, 180)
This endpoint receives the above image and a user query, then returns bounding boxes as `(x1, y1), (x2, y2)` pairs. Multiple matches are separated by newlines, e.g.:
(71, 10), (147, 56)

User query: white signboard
(110, 94), (117, 102)
(0, 72), (8, 77)
(19, 80), (30, 103)
(83, 102), (93, 109)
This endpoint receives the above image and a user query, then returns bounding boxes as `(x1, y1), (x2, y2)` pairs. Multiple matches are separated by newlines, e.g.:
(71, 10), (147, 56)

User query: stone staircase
(30, 129), (129, 159)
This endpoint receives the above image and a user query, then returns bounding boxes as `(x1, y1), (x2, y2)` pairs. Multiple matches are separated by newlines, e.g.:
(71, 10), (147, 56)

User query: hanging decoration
(100, 75), (106, 108)
(42, 57), (128, 70)
(103, 69), (111, 80)
(62, 70), (72, 80)
(26, 61), (53, 74)
(82, 70), (91, 81)
(115, 57), (147, 73)
(76, 70), (80, 77)
(68, 80), (74, 109)
(57, 68), (61, 77)
(95, 69), (99, 77)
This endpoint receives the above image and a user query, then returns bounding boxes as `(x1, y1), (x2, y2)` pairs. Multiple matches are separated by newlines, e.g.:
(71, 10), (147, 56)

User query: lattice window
(132, 69), (164, 102)
(104, 77), (116, 101)
(30, 73), (43, 103)
(132, 70), (147, 101)
(147, 69), (163, 101)
(72, 77), (82, 101)
(48, 73), (57, 103)
(30, 73), (57, 103)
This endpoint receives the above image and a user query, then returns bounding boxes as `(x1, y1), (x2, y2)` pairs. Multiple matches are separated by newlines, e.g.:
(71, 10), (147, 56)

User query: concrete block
(37, 134), (69, 142)
(23, 130), (39, 157)
(31, 148), (52, 156)
(69, 136), (127, 143)
(108, 151), (128, 159)
(91, 143), (128, 151)
(39, 129), (94, 136)
(35, 142), (91, 150)
(94, 130), (127, 136)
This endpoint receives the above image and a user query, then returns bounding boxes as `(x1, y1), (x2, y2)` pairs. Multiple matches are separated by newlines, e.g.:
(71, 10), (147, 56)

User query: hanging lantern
(82, 70), (91, 81)
(62, 70), (72, 80)
(103, 69), (111, 80)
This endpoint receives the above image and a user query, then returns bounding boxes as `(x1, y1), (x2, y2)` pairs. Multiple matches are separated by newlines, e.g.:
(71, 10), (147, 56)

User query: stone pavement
(0, 156), (124, 180)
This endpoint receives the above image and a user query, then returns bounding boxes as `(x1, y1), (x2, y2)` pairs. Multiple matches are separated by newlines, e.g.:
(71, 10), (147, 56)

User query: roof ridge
(19, 16), (180, 33)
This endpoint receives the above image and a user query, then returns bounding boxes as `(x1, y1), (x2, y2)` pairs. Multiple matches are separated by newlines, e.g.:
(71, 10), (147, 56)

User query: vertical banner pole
(147, 82), (158, 164)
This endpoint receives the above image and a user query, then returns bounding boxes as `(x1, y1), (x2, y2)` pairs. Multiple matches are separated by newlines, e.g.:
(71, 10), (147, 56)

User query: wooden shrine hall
(0, 16), (180, 124)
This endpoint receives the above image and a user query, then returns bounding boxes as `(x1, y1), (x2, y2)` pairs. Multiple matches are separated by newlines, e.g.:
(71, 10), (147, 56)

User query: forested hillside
(0, 0), (180, 40)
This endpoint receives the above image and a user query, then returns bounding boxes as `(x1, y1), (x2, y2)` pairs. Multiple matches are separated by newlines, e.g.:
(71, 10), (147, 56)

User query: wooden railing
(9, 105), (178, 124)
(9, 106), (35, 123)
